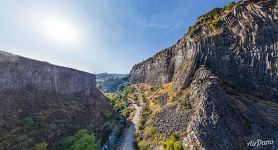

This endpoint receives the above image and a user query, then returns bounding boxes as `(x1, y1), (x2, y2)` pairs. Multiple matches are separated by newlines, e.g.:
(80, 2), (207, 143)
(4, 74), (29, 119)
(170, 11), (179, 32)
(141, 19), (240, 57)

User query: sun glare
(41, 17), (78, 43)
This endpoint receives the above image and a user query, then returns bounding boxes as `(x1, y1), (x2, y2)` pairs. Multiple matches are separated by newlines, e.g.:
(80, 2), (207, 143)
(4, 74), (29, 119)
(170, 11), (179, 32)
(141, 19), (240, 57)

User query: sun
(41, 17), (78, 43)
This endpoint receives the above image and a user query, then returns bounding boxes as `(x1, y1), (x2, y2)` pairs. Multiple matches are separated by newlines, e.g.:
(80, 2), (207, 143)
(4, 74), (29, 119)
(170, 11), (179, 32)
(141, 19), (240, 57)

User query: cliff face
(0, 51), (95, 95)
(130, 0), (278, 149)
(130, 0), (278, 101)
(0, 51), (113, 149)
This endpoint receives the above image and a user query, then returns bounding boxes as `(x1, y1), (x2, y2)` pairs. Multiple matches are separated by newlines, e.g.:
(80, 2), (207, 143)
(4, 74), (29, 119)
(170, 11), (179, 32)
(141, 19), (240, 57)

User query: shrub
(19, 116), (33, 127)
(137, 141), (149, 150)
(145, 127), (156, 139)
(163, 132), (184, 150)
(209, 19), (220, 31)
(165, 140), (175, 150)
(183, 91), (190, 99)
(35, 142), (48, 150)
(170, 132), (179, 141)
(182, 103), (192, 110)
(174, 141), (184, 150)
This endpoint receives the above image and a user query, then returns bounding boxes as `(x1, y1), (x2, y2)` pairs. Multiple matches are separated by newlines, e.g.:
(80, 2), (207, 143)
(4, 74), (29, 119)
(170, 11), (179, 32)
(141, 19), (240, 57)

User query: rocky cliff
(130, 0), (278, 101)
(130, 0), (278, 149)
(0, 51), (113, 149)
(0, 51), (96, 95)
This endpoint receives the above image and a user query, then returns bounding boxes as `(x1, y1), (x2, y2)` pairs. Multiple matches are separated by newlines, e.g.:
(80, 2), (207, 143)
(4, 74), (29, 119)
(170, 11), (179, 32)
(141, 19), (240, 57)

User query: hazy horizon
(0, 0), (236, 74)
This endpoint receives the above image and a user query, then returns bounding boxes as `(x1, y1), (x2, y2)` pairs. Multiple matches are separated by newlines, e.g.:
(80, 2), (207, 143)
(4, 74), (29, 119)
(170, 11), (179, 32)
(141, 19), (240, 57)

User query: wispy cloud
(0, 0), (236, 73)
(143, 22), (159, 28)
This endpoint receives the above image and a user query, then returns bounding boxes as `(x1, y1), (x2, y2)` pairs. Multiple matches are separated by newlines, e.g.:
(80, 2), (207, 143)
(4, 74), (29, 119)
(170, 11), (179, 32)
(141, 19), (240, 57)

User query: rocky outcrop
(129, 0), (278, 101)
(129, 48), (175, 85)
(186, 67), (278, 149)
(154, 104), (191, 136)
(0, 51), (96, 95)
(129, 0), (278, 149)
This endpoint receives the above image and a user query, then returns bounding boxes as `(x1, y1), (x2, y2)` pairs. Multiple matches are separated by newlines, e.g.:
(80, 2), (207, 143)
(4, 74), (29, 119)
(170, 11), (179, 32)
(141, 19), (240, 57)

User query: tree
(61, 129), (100, 150)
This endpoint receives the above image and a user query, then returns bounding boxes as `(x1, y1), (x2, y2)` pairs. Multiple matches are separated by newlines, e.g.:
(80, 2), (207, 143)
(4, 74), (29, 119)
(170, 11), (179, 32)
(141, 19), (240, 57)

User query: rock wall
(129, 0), (278, 101)
(0, 51), (114, 149)
(0, 51), (96, 95)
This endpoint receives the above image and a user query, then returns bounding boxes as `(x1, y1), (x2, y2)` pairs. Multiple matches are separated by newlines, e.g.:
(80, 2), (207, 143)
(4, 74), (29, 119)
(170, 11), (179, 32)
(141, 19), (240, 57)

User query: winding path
(119, 97), (142, 150)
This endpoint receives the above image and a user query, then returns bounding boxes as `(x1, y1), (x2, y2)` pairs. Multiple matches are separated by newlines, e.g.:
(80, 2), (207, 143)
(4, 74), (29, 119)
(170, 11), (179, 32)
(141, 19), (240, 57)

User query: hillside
(129, 0), (278, 149)
(0, 51), (114, 149)
(96, 73), (128, 80)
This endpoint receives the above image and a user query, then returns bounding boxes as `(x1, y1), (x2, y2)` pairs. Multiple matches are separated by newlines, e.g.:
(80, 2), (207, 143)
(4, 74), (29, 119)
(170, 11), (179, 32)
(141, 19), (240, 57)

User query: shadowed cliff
(0, 51), (113, 149)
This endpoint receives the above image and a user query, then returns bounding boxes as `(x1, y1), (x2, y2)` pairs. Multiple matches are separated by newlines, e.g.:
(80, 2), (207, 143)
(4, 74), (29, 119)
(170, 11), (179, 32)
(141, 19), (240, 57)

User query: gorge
(1, 0), (278, 150)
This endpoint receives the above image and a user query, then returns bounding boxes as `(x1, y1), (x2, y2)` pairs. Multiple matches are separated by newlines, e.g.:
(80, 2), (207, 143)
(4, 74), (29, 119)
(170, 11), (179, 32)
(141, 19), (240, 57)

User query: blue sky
(0, 0), (236, 73)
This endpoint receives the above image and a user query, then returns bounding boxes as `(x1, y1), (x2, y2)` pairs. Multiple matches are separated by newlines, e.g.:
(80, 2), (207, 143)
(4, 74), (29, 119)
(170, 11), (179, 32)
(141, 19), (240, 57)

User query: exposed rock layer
(130, 0), (278, 101)
(0, 51), (96, 95)
(129, 0), (278, 149)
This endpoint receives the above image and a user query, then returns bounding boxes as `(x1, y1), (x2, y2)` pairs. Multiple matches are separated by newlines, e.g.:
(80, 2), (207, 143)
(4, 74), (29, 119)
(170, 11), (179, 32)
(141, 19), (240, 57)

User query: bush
(174, 141), (183, 150)
(35, 142), (48, 150)
(60, 129), (100, 150)
(209, 19), (220, 31)
(170, 132), (179, 141)
(163, 132), (184, 150)
(145, 127), (156, 139)
(164, 140), (184, 150)
(165, 140), (175, 150)
(182, 103), (192, 110)
(19, 116), (33, 127)
(137, 141), (149, 150)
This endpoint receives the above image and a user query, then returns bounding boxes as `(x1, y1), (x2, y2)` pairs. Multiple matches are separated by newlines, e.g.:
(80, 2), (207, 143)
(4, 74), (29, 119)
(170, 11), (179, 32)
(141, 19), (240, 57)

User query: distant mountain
(129, 0), (278, 149)
(96, 73), (128, 80)
(0, 51), (114, 149)
(96, 73), (128, 92)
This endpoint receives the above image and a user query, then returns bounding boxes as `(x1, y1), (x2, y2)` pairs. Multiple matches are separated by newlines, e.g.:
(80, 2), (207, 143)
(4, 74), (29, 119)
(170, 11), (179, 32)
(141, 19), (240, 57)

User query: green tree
(101, 122), (113, 144)
(61, 129), (100, 150)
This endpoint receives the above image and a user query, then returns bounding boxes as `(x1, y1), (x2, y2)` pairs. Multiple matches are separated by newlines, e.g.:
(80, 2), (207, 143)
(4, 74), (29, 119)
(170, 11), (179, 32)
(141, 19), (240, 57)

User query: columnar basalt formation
(129, 0), (278, 149)
(130, 0), (278, 101)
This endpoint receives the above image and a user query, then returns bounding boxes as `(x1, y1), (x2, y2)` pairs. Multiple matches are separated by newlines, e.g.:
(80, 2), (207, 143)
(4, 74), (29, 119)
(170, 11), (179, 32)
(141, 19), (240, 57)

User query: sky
(0, 0), (236, 74)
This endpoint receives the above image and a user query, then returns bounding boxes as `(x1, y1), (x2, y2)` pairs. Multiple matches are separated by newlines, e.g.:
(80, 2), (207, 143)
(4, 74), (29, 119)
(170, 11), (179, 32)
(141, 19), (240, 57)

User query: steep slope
(0, 51), (113, 149)
(130, 0), (278, 100)
(129, 0), (278, 149)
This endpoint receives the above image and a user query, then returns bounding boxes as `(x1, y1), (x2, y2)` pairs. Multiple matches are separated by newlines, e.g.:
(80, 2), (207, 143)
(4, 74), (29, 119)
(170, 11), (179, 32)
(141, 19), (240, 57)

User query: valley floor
(118, 98), (143, 150)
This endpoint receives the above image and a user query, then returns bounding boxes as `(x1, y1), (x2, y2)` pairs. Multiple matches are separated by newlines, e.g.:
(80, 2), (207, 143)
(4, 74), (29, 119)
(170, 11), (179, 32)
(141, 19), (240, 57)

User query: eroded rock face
(129, 0), (278, 101)
(154, 104), (191, 136)
(186, 68), (278, 150)
(0, 51), (96, 95)
(0, 51), (113, 149)
(129, 0), (278, 149)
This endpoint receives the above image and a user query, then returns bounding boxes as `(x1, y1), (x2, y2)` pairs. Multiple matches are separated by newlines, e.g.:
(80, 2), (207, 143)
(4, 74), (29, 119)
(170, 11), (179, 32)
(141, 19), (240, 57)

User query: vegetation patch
(60, 129), (100, 150)
(163, 132), (185, 150)
(35, 142), (48, 150)
(18, 115), (34, 127)
(188, 1), (243, 34)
